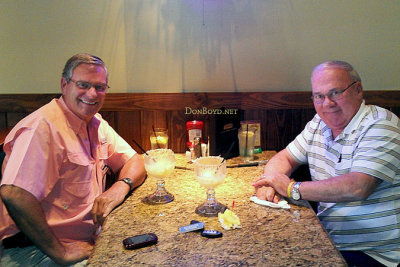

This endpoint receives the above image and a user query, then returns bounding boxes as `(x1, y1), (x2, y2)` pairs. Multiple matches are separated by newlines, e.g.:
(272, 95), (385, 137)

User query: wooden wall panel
(0, 112), (6, 130)
(168, 110), (188, 153)
(140, 110), (168, 151)
(99, 111), (116, 128)
(115, 111), (142, 151)
(390, 107), (400, 117)
(1, 91), (399, 154)
(7, 113), (29, 128)
(1, 91), (400, 113)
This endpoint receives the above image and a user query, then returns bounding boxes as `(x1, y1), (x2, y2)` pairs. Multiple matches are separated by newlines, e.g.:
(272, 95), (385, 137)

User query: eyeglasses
(311, 81), (357, 104)
(69, 79), (109, 92)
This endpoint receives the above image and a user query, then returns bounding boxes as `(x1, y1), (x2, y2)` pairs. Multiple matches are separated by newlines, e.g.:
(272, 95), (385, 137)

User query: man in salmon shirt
(0, 53), (146, 266)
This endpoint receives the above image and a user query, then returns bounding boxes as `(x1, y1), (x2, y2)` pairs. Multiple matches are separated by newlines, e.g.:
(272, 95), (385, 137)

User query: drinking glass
(238, 127), (255, 162)
(143, 149), (175, 204)
(150, 128), (168, 149)
(194, 156), (227, 216)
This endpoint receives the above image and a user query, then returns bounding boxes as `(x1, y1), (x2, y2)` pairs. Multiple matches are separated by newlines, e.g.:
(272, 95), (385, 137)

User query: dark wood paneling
(0, 94), (60, 112)
(0, 127), (11, 149)
(169, 110), (189, 153)
(7, 113), (29, 128)
(2, 91), (399, 113)
(1, 91), (400, 153)
(0, 112), (6, 130)
(115, 111), (142, 151)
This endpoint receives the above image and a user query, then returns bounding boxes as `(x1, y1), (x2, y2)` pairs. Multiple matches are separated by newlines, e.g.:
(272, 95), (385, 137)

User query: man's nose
(322, 95), (335, 106)
(86, 86), (98, 97)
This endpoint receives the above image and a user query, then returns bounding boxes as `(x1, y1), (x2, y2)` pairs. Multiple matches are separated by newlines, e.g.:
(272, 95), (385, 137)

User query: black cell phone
(123, 233), (158, 250)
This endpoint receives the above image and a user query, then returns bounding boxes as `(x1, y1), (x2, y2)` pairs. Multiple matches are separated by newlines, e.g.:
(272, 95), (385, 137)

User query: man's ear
(356, 81), (363, 94)
(61, 77), (67, 95)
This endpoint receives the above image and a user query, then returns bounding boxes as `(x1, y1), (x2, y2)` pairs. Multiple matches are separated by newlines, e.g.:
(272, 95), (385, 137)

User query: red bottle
(186, 120), (204, 149)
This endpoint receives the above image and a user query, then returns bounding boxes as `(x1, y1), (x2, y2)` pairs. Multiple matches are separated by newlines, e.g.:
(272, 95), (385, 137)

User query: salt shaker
(193, 137), (202, 159)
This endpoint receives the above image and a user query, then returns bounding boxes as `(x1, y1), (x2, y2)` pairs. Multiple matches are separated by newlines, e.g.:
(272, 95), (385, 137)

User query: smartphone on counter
(123, 233), (158, 250)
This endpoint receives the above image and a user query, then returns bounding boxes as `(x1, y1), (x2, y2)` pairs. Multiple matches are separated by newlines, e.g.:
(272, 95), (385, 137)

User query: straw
(131, 138), (156, 162)
(215, 158), (226, 174)
(207, 136), (210, 157)
(152, 125), (161, 149)
(214, 140), (235, 174)
(245, 124), (249, 157)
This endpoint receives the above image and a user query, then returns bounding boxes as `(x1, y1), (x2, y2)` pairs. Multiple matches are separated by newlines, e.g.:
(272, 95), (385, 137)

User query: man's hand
(92, 154), (146, 226)
(254, 184), (281, 204)
(252, 172), (292, 202)
(91, 184), (127, 226)
(53, 241), (93, 266)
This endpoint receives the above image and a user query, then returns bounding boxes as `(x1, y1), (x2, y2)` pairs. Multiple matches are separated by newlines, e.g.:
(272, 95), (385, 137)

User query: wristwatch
(118, 178), (134, 192)
(291, 182), (302, 201)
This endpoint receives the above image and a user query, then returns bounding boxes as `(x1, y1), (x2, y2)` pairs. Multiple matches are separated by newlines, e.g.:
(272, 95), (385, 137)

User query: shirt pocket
(62, 151), (92, 177)
(67, 152), (90, 166)
(62, 180), (93, 204)
(58, 152), (94, 205)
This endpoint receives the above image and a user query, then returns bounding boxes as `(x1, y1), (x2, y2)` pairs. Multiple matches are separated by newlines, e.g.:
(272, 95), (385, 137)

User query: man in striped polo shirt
(253, 61), (400, 267)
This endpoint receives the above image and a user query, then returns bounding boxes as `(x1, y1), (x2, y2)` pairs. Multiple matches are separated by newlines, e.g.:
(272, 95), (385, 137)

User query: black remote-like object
(201, 230), (223, 238)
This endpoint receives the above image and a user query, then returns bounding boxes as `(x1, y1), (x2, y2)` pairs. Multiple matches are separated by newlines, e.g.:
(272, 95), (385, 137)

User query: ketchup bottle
(186, 120), (204, 149)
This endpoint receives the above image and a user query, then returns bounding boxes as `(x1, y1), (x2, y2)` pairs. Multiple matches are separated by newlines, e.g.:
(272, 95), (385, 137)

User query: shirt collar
(319, 100), (366, 143)
(337, 100), (366, 138)
(57, 97), (101, 134)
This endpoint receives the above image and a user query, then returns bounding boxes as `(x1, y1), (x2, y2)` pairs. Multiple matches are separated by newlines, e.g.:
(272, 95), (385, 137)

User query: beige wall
(1, 0), (399, 93)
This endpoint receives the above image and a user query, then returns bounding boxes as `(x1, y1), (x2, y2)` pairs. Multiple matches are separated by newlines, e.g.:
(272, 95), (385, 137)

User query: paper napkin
(250, 196), (290, 209)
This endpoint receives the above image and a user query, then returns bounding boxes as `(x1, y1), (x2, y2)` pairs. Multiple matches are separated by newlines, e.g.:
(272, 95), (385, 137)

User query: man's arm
(91, 153), (146, 226)
(298, 172), (381, 202)
(0, 185), (92, 265)
(252, 149), (382, 203)
(252, 148), (300, 203)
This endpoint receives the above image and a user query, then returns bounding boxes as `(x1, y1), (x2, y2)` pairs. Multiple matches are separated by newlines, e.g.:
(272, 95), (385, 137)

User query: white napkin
(250, 196), (290, 209)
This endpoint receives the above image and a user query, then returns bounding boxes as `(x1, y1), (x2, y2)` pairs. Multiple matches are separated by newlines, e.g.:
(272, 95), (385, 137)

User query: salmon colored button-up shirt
(0, 97), (136, 244)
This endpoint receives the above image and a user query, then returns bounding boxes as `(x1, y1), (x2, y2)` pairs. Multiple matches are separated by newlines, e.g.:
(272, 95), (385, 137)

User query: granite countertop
(88, 151), (346, 266)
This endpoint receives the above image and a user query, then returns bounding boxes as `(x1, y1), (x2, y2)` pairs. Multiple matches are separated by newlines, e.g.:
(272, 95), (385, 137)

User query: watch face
(292, 192), (300, 200)
(122, 178), (133, 190)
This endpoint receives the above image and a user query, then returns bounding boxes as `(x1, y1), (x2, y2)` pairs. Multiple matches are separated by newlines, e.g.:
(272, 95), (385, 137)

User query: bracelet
(287, 181), (295, 199)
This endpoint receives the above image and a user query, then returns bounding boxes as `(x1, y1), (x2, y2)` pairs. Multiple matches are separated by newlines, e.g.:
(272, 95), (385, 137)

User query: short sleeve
(1, 120), (61, 201)
(287, 121), (314, 165)
(351, 119), (400, 183)
(98, 118), (136, 173)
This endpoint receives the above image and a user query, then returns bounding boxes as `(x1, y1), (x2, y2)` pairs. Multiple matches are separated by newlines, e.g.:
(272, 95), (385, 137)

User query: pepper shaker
(193, 137), (202, 159)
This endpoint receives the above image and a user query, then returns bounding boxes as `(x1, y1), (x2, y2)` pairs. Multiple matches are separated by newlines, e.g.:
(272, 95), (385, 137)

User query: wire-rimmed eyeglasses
(311, 81), (357, 104)
(69, 79), (109, 93)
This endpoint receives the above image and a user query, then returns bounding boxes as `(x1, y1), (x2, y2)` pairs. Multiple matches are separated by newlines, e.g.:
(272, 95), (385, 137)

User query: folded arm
(252, 148), (382, 203)
(91, 153), (146, 226)
(0, 185), (92, 265)
(252, 148), (300, 202)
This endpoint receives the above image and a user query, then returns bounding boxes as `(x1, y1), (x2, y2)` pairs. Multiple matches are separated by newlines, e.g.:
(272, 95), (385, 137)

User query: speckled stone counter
(88, 151), (346, 266)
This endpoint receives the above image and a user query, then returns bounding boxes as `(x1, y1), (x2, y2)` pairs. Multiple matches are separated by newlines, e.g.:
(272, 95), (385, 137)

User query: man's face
(311, 68), (363, 137)
(61, 63), (107, 123)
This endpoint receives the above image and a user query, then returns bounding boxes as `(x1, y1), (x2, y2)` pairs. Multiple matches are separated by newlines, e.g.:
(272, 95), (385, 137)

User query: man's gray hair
(311, 60), (361, 83)
(62, 53), (108, 82)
